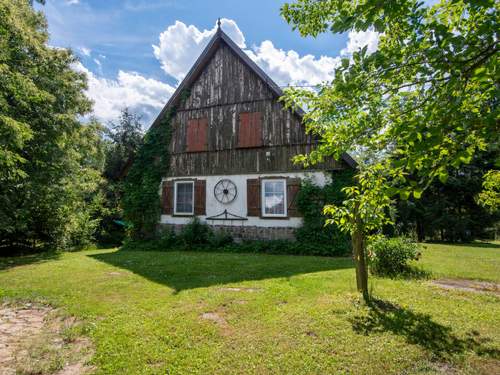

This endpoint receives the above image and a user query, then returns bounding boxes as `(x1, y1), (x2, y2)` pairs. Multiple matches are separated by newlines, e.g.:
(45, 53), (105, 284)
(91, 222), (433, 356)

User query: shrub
(208, 230), (234, 248)
(367, 236), (421, 276)
(178, 217), (212, 246)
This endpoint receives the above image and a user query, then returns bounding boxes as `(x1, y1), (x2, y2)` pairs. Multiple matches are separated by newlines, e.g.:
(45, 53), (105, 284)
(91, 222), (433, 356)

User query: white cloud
(65, 0), (80, 5)
(153, 19), (343, 87)
(73, 62), (175, 125)
(74, 19), (380, 126)
(153, 18), (245, 81)
(79, 46), (91, 56)
(341, 29), (380, 57)
(246, 41), (340, 86)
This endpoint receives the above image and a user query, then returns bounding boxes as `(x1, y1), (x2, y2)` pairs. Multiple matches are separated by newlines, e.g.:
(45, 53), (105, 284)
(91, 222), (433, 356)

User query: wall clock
(214, 179), (237, 204)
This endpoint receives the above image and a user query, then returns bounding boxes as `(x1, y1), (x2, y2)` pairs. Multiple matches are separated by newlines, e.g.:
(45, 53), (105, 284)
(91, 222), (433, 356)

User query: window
(174, 181), (194, 215)
(261, 179), (287, 217)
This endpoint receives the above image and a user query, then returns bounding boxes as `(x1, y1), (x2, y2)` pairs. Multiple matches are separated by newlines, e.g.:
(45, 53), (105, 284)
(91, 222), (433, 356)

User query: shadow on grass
(89, 249), (353, 292)
(0, 251), (61, 272)
(351, 298), (500, 359)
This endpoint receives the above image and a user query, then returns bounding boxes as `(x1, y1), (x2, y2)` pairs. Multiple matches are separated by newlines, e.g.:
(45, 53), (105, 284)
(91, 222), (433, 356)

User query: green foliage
(103, 109), (143, 182)
(367, 236), (421, 277)
(281, 0), (499, 235)
(122, 110), (173, 239)
(122, 217), (349, 257)
(96, 109), (144, 245)
(396, 153), (500, 242)
(476, 170), (500, 213)
(0, 0), (104, 251)
(295, 170), (353, 252)
(177, 217), (212, 246)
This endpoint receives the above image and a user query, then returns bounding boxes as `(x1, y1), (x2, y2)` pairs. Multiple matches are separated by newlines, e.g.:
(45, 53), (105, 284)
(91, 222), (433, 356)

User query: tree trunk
(352, 213), (369, 302)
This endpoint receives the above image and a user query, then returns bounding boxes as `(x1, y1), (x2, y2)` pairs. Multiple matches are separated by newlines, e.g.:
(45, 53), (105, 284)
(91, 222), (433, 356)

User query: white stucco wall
(160, 171), (331, 228)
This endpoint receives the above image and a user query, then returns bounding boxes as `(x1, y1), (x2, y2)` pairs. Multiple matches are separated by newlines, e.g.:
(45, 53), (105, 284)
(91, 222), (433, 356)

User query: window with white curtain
(261, 179), (287, 217)
(174, 181), (194, 215)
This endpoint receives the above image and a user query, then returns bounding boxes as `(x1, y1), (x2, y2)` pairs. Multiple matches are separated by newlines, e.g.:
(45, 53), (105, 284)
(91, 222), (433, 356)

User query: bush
(208, 230), (234, 248)
(178, 217), (212, 246)
(367, 236), (421, 276)
(120, 216), (350, 257)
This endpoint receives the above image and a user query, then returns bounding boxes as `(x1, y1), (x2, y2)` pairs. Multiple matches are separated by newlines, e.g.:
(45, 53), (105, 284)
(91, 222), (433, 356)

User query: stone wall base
(158, 223), (296, 241)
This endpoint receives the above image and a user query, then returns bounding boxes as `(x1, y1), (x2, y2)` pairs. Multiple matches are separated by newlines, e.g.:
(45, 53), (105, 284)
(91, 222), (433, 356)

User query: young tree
(0, 0), (104, 251)
(281, 0), (499, 300)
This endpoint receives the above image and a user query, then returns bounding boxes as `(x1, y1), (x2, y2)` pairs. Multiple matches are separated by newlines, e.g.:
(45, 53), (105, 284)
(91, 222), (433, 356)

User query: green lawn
(0, 243), (499, 374)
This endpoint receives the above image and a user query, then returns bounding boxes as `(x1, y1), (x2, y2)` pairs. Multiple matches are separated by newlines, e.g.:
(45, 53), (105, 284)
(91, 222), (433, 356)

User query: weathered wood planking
(168, 145), (345, 177)
(167, 41), (346, 176)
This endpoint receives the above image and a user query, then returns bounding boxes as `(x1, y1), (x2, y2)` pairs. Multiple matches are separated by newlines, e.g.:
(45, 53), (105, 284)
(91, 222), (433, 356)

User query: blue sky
(36, 0), (379, 126)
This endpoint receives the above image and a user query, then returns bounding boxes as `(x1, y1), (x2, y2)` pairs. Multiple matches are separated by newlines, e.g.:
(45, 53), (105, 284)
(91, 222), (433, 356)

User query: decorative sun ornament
(214, 179), (237, 204)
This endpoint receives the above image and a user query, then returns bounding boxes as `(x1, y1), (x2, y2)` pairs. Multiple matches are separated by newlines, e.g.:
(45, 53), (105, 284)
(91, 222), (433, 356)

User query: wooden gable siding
(179, 44), (273, 110)
(167, 42), (346, 176)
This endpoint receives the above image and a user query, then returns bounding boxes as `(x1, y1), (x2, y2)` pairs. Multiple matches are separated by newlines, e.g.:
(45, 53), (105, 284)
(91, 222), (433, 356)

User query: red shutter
(251, 112), (263, 147)
(187, 118), (208, 152)
(238, 113), (250, 148)
(197, 118), (208, 151)
(247, 178), (261, 216)
(161, 180), (174, 215)
(238, 112), (262, 148)
(287, 178), (302, 217)
(186, 119), (197, 152)
(194, 179), (206, 215)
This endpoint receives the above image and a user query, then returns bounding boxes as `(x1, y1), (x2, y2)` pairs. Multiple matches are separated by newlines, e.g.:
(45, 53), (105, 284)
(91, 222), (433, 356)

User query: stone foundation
(159, 223), (296, 241)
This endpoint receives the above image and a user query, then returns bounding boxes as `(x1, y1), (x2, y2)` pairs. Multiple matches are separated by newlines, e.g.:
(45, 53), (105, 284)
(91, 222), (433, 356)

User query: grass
(0, 242), (498, 374)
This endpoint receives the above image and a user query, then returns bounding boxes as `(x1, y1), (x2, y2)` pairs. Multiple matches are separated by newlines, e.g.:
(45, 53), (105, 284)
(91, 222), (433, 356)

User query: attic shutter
(251, 112), (262, 147)
(161, 180), (174, 215)
(238, 112), (262, 148)
(247, 178), (261, 216)
(194, 179), (206, 215)
(287, 178), (302, 217)
(187, 118), (208, 152)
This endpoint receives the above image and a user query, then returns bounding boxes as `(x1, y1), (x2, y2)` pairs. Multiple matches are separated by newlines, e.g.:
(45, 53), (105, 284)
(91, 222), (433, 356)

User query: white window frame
(261, 179), (287, 218)
(174, 180), (195, 215)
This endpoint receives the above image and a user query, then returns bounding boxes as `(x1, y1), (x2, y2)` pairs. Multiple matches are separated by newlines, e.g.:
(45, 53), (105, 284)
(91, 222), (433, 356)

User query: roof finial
(217, 18), (221, 31)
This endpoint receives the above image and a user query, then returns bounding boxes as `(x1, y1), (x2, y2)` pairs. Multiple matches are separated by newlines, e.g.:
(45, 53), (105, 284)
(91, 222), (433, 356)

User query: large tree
(96, 108), (144, 245)
(0, 0), (104, 251)
(281, 0), (499, 300)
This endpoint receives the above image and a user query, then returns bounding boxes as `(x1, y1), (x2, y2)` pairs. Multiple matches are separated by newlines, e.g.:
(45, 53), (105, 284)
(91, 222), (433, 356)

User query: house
(152, 22), (356, 240)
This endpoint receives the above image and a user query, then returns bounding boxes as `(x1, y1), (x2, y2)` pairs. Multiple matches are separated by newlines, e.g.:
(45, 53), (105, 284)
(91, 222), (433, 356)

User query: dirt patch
(106, 271), (123, 277)
(469, 357), (500, 375)
(0, 302), (94, 375)
(430, 279), (500, 295)
(218, 287), (261, 293)
(200, 312), (232, 336)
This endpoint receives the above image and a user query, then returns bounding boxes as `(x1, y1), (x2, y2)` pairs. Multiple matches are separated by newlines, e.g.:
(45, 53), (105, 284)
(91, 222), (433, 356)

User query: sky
(35, 0), (380, 128)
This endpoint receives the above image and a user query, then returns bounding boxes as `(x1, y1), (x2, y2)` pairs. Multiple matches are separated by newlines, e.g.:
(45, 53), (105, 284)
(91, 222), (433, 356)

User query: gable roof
(150, 27), (357, 168)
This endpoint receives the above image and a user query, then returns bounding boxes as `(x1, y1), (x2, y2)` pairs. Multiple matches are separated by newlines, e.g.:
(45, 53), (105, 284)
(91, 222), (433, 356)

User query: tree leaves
(281, 0), (499, 234)
(0, 0), (103, 250)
